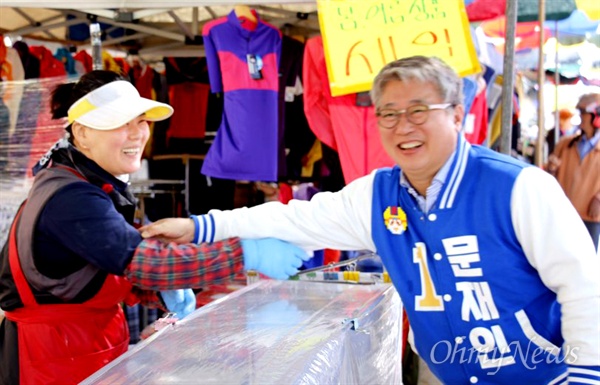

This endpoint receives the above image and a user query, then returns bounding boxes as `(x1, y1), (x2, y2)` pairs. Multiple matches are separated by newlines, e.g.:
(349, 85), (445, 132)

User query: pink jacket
(302, 36), (394, 184)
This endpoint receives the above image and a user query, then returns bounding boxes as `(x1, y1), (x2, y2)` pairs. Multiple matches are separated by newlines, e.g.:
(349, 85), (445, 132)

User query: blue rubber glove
(241, 238), (311, 280)
(160, 289), (196, 319)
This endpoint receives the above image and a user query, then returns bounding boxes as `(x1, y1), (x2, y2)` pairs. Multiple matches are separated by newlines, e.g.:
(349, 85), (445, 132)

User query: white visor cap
(67, 80), (174, 130)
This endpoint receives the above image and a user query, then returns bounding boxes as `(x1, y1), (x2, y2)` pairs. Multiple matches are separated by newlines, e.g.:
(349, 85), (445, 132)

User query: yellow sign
(575, 0), (600, 20)
(317, 0), (481, 96)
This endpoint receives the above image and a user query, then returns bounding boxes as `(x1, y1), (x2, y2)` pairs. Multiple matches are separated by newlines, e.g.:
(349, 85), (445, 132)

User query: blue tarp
(544, 10), (600, 36)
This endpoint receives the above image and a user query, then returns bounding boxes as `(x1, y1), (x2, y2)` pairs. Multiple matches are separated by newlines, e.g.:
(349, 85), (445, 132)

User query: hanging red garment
(464, 84), (489, 145)
(303, 36), (394, 184)
(466, 0), (507, 22)
(113, 57), (130, 76)
(74, 51), (93, 73)
(28, 46), (66, 78)
(165, 58), (209, 140)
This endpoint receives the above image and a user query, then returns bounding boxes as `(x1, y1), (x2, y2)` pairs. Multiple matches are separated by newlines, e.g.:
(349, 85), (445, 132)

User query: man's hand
(140, 218), (195, 243)
(242, 238), (312, 280)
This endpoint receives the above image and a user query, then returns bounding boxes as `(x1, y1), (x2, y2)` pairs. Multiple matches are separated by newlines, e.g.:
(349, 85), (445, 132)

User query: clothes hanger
(233, 4), (257, 24)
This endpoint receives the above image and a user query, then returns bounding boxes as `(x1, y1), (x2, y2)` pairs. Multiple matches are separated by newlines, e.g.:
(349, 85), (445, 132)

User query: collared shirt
(399, 147), (456, 213)
(577, 129), (600, 160)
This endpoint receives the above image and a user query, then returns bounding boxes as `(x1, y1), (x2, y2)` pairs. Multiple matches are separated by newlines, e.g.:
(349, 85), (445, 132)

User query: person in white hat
(0, 70), (309, 385)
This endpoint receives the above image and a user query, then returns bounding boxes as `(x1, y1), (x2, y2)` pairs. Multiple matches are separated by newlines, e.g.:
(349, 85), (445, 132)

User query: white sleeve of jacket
(195, 172), (378, 253)
(511, 166), (600, 368)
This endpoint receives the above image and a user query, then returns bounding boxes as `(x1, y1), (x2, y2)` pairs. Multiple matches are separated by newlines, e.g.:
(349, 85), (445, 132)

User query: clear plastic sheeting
(0, 76), (72, 246)
(82, 280), (403, 385)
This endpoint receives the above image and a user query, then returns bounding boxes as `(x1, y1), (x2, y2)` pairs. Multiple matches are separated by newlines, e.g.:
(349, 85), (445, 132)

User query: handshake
(159, 239), (311, 319)
(140, 218), (312, 280)
(160, 238), (312, 319)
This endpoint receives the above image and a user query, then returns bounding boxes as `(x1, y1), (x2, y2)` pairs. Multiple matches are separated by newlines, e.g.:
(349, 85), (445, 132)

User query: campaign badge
(383, 206), (407, 235)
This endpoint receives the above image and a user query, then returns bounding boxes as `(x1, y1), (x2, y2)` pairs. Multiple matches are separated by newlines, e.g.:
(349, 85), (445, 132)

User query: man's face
(376, 79), (464, 188)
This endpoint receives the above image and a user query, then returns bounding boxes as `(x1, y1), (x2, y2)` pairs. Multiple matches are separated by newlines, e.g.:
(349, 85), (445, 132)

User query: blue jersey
(201, 10), (282, 182)
(371, 137), (567, 383)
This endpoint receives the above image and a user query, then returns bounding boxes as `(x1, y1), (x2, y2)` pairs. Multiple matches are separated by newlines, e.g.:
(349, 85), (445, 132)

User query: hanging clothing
(279, 35), (315, 180)
(303, 36), (394, 184)
(463, 79), (489, 145)
(73, 51), (93, 74)
(129, 63), (161, 158)
(201, 9), (282, 182)
(54, 48), (78, 76)
(164, 57), (210, 141)
(28, 46), (66, 78)
(12, 42), (40, 80)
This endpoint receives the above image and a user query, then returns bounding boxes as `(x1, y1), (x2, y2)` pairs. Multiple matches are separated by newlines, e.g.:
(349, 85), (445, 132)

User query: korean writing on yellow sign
(317, 0), (480, 96)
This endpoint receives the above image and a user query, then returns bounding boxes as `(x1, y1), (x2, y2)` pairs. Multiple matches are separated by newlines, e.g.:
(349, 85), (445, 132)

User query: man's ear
(453, 104), (465, 131)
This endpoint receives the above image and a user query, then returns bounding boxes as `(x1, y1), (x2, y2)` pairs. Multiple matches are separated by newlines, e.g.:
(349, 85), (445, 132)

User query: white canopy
(0, 0), (314, 8)
(0, 2), (319, 58)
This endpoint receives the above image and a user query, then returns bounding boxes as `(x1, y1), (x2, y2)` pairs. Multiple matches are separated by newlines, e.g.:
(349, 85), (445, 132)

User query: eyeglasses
(375, 103), (453, 128)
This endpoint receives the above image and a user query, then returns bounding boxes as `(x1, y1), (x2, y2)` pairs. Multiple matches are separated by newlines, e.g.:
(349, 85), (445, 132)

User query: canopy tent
(544, 9), (600, 37)
(1, 0), (594, 157)
(0, 0), (585, 59)
(0, 2), (321, 58)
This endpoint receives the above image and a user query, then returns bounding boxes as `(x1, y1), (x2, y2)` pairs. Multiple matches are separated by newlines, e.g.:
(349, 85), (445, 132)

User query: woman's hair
(370, 56), (463, 108)
(51, 70), (125, 120)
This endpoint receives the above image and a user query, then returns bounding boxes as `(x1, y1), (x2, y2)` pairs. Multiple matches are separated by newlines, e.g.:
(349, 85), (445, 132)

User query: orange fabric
(0, 36), (13, 81)
(480, 16), (551, 52)
(113, 57), (130, 75)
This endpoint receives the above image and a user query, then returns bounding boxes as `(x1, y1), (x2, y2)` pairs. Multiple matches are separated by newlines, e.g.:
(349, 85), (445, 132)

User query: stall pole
(499, 0), (518, 155)
(535, 0), (547, 167)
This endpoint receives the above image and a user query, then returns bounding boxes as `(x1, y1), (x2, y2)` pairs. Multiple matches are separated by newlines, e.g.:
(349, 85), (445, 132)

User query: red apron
(4, 206), (133, 385)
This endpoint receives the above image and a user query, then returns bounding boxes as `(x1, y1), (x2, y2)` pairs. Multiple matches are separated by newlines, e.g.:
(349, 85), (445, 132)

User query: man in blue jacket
(142, 56), (600, 384)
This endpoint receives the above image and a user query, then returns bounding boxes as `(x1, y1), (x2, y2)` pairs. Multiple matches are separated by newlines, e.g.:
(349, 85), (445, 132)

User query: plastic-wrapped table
(82, 280), (403, 385)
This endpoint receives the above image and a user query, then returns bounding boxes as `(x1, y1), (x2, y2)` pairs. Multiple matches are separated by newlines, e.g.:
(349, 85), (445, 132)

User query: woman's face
(74, 115), (149, 176)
